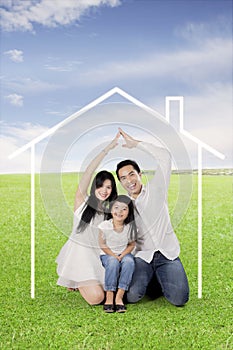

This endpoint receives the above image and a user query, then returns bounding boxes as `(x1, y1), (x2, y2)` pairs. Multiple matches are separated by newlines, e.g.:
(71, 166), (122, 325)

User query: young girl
(56, 133), (119, 305)
(98, 195), (137, 313)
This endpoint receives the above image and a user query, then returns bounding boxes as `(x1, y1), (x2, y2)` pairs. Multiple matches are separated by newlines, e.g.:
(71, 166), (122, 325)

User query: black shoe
(115, 304), (126, 313)
(103, 304), (115, 313)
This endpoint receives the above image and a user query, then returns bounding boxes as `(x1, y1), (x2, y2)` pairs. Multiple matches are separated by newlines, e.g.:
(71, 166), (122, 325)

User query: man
(116, 128), (189, 306)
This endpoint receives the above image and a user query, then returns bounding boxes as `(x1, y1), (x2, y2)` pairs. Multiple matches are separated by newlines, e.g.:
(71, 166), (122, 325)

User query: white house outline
(9, 86), (225, 299)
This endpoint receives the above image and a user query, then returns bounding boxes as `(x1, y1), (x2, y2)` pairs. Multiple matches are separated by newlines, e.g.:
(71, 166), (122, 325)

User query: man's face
(118, 165), (142, 199)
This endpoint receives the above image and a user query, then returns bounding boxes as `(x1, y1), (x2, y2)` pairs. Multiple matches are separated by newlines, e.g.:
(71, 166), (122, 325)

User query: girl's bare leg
(105, 291), (114, 305)
(78, 285), (105, 305)
(115, 288), (125, 305)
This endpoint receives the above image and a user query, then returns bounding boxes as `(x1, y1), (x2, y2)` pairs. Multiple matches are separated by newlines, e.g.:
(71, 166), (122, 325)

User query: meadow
(1, 173), (232, 350)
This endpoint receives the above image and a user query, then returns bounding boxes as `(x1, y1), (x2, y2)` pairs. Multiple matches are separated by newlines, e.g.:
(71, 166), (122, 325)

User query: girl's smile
(111, 201), (129, 224)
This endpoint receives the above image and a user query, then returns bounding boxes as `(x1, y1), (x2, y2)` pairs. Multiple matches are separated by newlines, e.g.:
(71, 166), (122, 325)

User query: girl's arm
(98, 230), (118, 258)
(118, 241), (136, 261)
(74, 132), (120, 211)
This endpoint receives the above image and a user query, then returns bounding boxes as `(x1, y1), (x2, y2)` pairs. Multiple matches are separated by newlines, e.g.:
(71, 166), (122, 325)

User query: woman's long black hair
(108, 194), (137, 242)
(77, 170), (117, 233)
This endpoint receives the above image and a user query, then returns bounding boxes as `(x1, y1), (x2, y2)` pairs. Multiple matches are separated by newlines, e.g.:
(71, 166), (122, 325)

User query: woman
(56, 132), (119, 305)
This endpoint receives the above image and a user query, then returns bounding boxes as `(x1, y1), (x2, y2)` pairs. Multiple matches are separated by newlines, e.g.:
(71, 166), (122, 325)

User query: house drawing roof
(9, 86), (225, 160)
(8, 86), (225, 300)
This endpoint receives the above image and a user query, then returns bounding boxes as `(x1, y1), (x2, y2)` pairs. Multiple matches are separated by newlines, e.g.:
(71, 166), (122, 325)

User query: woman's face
(95, 179), (112, 201)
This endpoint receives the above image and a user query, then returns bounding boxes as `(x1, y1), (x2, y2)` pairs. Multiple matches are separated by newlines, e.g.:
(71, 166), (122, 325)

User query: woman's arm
(74, 132), (120, 211)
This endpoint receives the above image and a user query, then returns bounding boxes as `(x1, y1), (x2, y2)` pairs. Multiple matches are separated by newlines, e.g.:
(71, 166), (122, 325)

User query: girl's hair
(108, 194), (137, 241)
(77, 170), (117, 233)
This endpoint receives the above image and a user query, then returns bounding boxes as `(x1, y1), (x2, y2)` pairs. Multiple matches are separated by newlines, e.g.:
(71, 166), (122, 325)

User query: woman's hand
(118, 127), (140, 149)
(104, 131), (121, 153)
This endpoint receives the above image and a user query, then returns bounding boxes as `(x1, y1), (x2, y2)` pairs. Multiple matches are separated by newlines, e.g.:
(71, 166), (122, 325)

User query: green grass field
(1, 174), (232, 349)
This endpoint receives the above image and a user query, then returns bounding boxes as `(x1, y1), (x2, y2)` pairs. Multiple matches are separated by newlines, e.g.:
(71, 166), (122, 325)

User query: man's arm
(119, 128), (171, 190)
(137, 142), (171, 190)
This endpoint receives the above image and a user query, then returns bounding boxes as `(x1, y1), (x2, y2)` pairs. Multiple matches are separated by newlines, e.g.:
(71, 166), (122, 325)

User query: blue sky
(1, 0), (232, 173)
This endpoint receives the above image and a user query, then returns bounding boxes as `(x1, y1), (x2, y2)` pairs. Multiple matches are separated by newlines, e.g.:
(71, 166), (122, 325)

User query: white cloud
(5, 93), (24, 106)
(1, 85), (232, 175)
(4, 49), (24, 62)
(3, 37), (230, 97)
(78, 37), (232, 87)
(0, 135), (31, 174)
(175, 15), (232, 42)
(3, 77), (63, 94)
(44, 59), (83, 72)
(183, 83), (233, 165)
(0, 0), (121, 32)
(149, 82), (233, 168)
(2, 121), (49, 142)
(0, 121), (49, 173)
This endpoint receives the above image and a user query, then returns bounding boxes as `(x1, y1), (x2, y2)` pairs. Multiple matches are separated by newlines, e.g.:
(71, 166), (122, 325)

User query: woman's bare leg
(67, 288), (79, 291)
(78, 285), (105, 305)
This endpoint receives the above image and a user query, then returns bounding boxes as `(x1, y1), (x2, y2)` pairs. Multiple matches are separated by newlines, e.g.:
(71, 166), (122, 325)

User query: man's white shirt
(132, 142), (180, 262)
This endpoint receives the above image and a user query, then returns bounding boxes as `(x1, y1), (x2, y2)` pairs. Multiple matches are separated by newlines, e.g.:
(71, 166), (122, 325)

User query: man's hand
(118, 128), (140, 149)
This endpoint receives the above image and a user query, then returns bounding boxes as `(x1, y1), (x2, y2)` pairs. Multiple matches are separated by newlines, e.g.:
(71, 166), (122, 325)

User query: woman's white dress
(56, 201), (105, 288)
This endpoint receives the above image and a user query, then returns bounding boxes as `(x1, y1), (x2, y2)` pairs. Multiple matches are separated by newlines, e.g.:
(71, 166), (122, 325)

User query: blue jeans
(100, 254), (135, 292)
(126, 251), (189, 306)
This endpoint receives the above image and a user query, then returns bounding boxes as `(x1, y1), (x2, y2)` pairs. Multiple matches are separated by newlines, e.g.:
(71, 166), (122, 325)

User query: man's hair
(116, 159), (141, 180)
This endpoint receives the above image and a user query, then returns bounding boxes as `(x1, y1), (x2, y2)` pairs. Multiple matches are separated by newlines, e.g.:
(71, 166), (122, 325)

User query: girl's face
(95, 179), (112, 201)
(111, 201), (129, 223)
